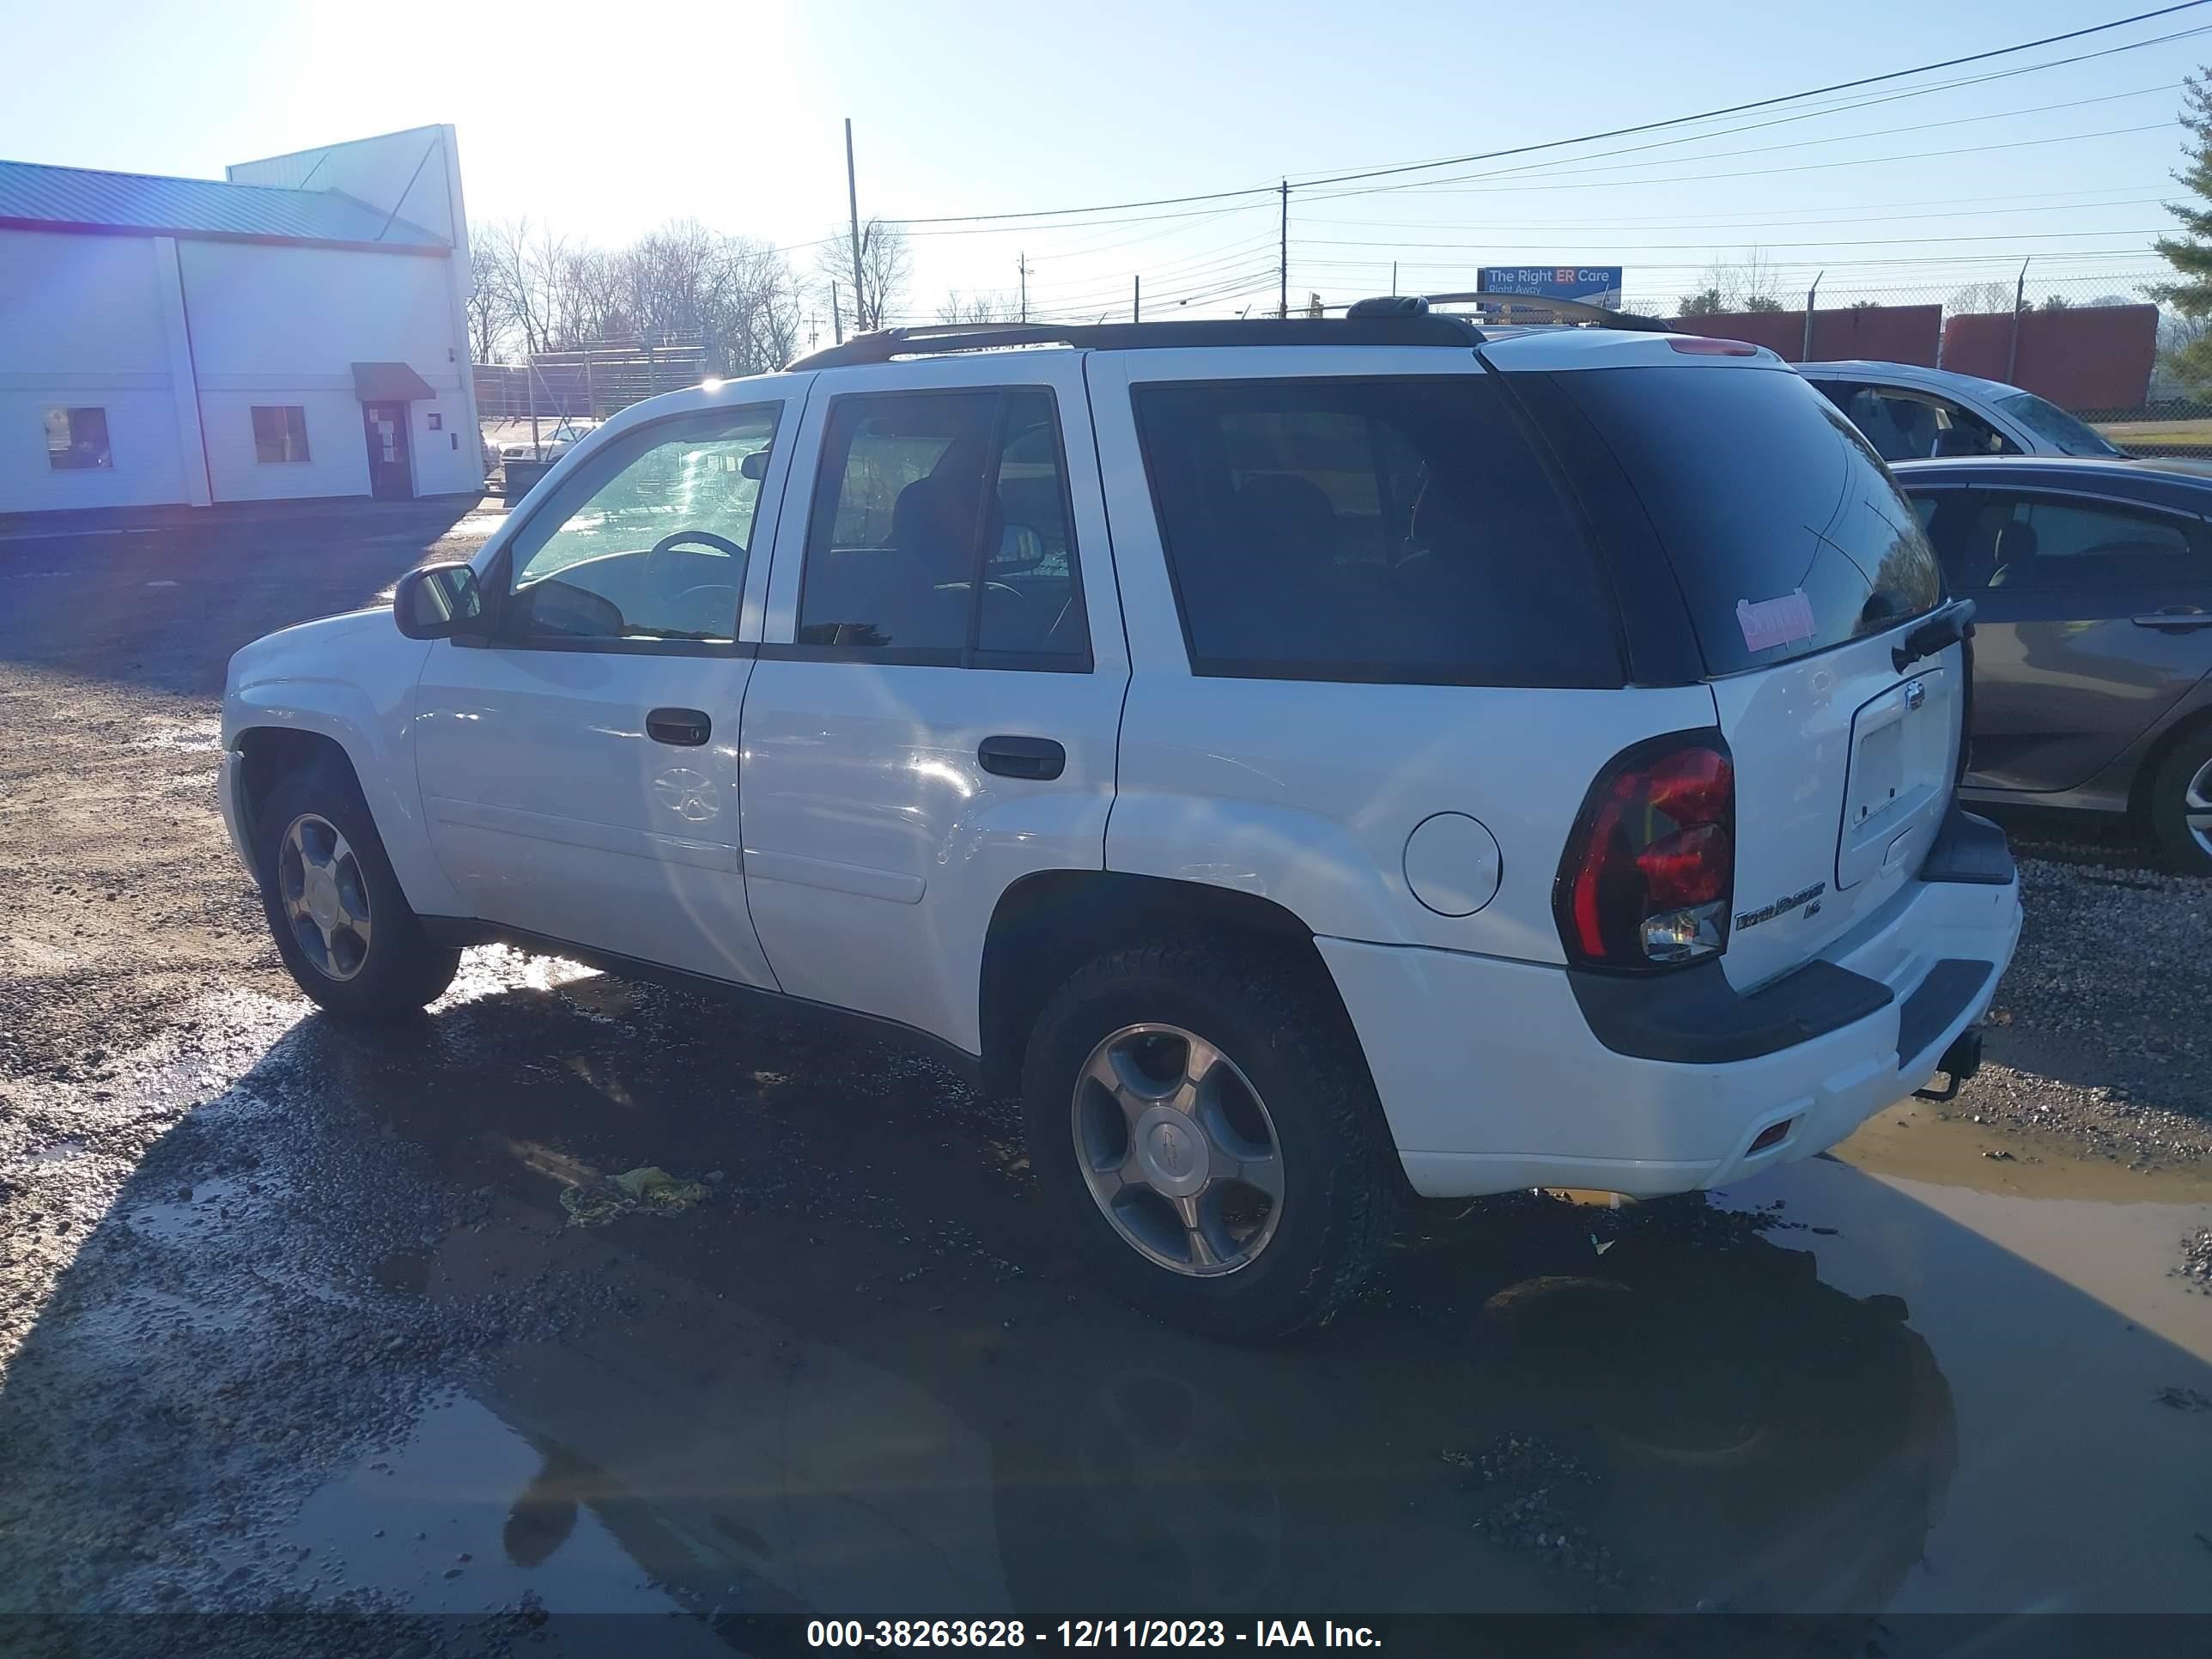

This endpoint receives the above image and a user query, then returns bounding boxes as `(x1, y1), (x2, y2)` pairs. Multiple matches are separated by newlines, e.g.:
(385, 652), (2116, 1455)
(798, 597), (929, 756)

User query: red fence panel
(1661, 306), (1942, 365)
(1939, 305), (2158, 410)
(1806, 305), (1942, 365)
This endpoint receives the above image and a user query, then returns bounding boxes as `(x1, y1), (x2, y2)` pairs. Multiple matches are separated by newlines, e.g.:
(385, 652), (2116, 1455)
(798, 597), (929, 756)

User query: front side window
(252, 405), (310, 464)
(1939, 492), (2201, 591)
(501, 405), (777, 646)
(1133, 375), (1620, 685)
(1832, 385), (2007, 462)
(798, 387), (1087, 660)
(45, 407), (111, 471)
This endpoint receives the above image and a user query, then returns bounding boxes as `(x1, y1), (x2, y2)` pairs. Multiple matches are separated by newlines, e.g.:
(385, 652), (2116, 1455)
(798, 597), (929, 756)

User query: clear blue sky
(4, 0), (2205, 332)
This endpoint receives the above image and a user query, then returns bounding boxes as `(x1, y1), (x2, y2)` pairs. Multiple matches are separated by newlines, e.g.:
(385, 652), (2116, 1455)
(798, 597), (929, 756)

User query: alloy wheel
(277, 812), (374, 982)
(2185, 755), (2212, 860)
(1070, 1023), (1285, 1278)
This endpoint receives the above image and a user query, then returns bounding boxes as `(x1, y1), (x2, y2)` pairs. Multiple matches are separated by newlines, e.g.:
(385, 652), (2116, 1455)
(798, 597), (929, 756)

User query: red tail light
(1555, 733), (1735, 969)
(1668, 337), (1759, 356)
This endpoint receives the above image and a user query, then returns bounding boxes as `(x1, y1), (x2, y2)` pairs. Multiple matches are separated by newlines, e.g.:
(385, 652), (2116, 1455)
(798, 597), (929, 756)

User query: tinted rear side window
(1551, 365), (1942, 676)
(1133, 377), (1621, 686)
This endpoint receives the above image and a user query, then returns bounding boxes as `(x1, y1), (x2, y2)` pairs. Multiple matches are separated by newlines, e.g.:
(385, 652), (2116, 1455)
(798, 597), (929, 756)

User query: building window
(252, 405), (311, 464)
(427, 412), (443, 431)
(45, 407), (111, 471)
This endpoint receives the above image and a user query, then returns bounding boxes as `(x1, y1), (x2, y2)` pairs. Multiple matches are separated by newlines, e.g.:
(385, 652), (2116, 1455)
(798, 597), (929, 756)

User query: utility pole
(1391, 260), (1397, 297)
(1018, 252), (1029, 324)
(1278, 179), (1289, 319)
(845, 118), (866, 332)
(1801, 270), (1822, 363)
(830, 283), (842, 345)
(1133, 274), (1140, 324)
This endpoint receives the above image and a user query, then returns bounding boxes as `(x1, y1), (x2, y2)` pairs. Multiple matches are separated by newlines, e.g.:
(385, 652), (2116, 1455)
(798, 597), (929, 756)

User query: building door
(362, 402), (413, 500)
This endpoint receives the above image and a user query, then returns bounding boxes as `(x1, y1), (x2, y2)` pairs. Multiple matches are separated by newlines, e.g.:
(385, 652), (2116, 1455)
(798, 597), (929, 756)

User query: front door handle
(978, 735), (1066, 781)
(2130, 608), (2212, 630)
(647, 707), (712, 747)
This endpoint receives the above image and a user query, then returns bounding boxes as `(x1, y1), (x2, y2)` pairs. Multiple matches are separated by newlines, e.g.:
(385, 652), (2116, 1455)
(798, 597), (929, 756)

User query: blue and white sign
(1476, 265), (1625, 307)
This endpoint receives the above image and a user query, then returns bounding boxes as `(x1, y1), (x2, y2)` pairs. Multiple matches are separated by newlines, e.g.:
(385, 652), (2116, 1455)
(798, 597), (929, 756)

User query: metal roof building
(0, 125), (483, 514)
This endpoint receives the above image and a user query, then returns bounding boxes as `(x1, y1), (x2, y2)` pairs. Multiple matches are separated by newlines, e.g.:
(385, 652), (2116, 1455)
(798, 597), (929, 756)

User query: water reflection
(335, 1110), (1958, 1620)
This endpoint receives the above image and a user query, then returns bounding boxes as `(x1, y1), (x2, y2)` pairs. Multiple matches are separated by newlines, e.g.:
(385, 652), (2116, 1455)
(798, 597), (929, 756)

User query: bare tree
(1680, 249), (1784, 315)
(619, 218), (729, 346)
(1735, 248), (1783, 311)
(1947, 280), (2021, 316)
(935, 289), (1019, 324)
(552, 246), (629, 347)
(473, 217), (571, 359)
(718, 238), (805, 374)
(464, 258), (502, 362)
(817, 217), (912, 331)
(470, 214), (806, 379)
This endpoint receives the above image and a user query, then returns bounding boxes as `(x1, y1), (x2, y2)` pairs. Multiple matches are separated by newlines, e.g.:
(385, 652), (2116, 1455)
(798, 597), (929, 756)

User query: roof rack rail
(1358, 291), (1671, 334)
(786, 313), (1487, 371)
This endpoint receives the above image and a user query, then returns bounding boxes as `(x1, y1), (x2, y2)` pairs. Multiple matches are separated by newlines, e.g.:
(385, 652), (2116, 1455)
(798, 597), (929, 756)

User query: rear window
(1553, 365), (1942, 676)
(1132, 376), (1621, 686)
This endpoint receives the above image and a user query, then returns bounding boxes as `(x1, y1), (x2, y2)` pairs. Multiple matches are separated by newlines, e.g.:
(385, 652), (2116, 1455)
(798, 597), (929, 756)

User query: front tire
(2146, 725), (2212, 875)
(257, 761), (459, 1020)
(1020, 939), (1399, 1340)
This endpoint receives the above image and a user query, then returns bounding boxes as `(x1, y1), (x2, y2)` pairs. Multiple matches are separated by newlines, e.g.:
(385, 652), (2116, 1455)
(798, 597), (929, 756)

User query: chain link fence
(1634, 265), (2207, 455)
(469, 267), (2212, 465)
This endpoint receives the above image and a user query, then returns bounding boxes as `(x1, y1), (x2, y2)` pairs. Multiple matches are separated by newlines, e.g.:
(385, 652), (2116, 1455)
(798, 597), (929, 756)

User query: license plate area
(1838, 668), (1952, 890)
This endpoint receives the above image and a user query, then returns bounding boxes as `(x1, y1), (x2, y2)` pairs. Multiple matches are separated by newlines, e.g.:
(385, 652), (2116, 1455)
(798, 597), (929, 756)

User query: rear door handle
(2130, 609), (2212, 630)
(646, 707), (712, 746)
(978, 735), (1066, 781)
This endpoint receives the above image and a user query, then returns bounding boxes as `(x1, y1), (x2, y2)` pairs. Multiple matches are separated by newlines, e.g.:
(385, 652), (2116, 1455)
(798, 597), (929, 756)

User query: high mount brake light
(1555, 734), (1735, 969)
(1668, 337), (1759, 356)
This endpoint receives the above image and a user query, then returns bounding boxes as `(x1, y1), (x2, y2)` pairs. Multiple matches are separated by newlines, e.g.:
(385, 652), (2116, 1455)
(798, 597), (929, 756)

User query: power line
(1341, 80), (2181, 196)
(1021, 240), (1281, 307)
(1296, 188), (2174, 232)
(1297, 249), (2165, 276)
(1293, 121), (2175, 201)
(1292, 228), (2170, 255)
(882, 2), (2208, 227)
(1291, 17), (2203, 191)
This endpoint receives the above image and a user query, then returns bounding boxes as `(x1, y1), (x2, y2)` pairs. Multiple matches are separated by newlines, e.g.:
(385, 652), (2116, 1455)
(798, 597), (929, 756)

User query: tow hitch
(1914, 1028), (1984, 1103)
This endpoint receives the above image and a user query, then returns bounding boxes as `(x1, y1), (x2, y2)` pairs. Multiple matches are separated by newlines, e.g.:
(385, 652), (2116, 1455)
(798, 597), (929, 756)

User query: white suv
(218, 307), (2023, 1337)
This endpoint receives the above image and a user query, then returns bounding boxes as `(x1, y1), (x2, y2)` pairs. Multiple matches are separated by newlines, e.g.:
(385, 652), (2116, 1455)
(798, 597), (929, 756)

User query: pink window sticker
(1736, 589), (1816, 654)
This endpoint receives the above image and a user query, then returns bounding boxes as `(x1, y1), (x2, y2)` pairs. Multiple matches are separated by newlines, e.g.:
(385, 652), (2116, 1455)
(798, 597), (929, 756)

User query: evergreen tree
(2151, 70), (2212, 384)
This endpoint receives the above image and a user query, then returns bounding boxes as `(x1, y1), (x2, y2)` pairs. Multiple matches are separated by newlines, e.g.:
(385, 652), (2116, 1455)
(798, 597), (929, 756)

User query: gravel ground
(1946, 848), (2212, 1169)
(3, 501), (2211, 1637)
(1444, 1435), (1629, 1605)
(2183, 1228), (2212, 1297)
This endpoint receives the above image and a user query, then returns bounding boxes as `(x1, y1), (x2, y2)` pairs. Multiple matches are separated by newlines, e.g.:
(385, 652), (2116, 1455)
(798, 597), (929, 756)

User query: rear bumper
(1321, 815), (2022, 1200)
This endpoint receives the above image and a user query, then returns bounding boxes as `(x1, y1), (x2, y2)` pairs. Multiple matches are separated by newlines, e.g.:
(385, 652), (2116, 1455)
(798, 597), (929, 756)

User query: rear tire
(2146, 726), (2212, 875)
(1020, 938), (1400, 1341)
(257, 761), (460, 1021)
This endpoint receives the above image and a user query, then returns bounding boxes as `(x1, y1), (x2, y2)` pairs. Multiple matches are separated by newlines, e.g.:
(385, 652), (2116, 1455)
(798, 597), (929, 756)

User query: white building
(0, 125), (483, 515)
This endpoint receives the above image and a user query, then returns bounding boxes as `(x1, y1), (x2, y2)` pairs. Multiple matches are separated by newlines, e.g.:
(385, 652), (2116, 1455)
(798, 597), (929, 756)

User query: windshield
(1546, 363), (1943, 675)
(1993, 390), (2124, 457)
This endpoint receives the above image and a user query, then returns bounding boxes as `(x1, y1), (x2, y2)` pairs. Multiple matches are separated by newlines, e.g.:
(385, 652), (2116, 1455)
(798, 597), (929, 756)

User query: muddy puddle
(270, 1395), (685, 1617)
(270, 974), (2212, 1620)
(8, 956), (2212, 1629)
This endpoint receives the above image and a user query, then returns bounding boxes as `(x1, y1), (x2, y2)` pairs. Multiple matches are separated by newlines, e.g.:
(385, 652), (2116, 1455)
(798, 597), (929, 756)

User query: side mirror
(739, 447), (770, 482)
(394, 562), (486, 640)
